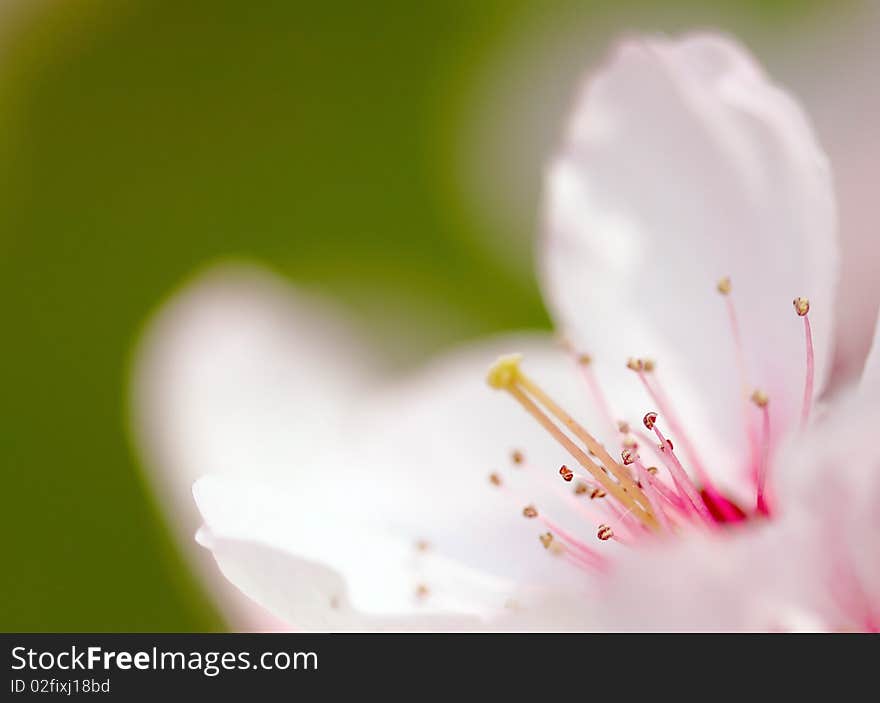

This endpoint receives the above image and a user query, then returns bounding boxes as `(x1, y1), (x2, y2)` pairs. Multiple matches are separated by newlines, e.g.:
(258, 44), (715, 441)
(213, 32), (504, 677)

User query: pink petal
(541, 33), (838, 492)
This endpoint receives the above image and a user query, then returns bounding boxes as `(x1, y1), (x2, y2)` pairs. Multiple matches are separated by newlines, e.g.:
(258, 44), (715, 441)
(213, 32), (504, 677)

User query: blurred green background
(0, 0), (846, 630)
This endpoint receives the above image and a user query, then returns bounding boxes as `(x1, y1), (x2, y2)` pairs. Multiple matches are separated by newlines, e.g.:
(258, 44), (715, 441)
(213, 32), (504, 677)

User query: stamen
(633, 458), (673, 533)
(720, 278), (760, 493)
(511, 449), (525, 466)
(574, 481), (589, 495)
(539, 532), (554, 549)
(646, 415), (715, 527)
(635, 368), (740, 522)
(416, 584), (430, 600)
(487, 355), (658, 529)
(540, 515), (606, 566)
(794, 297), (814, 427)
(752, 389), (772, 515)
(514, 371), (651, 510)
(558, 465), (574, 482)
(597, 524), (614, 541)
(590, 487), (606, 500)
(489, 472), (502, 487)
(522, 504), (538, 519)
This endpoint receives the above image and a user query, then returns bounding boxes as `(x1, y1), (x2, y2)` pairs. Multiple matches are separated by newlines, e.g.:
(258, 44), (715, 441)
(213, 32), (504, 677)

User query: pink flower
(133, 33), (879, 631)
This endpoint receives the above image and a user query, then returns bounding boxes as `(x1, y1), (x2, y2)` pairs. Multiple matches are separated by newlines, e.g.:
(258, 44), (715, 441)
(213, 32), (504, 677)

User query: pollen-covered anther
(415, 584), (430, 600)
(626, 357), (644, 372)
(617, 420), (631, 434)
(646, 466), (659, 475)
(620, 448), (638, 465)
(717, 276), (732, 295)
(590, 487), (606, 500)
(643, 359), (655, 373)
(577, 352), (592, 366)
(597, 525), (614, 541)
(489, 472), (502, 487)
(643, 411), (657, 430)
(522, 504), (538, 519)
(793, 297), (810, 316)
(487, 353), (523, 390)
(539, 532), (554, 549)
(511, 449), (525, 466)
(558, 464), (574, 482)
(574, 481), (588, 495)
(751, 389), (769, 408)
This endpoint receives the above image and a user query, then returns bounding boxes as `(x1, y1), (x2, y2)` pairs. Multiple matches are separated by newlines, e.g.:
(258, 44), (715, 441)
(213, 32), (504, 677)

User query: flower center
(486, 277), (816, 570)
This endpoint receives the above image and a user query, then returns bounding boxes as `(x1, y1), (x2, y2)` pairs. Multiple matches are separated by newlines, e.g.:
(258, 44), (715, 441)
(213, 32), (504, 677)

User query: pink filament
(633, 459), (672, 533)
(651, 424), (715, 527)
(639, 372), (741, 523)
(725, 295), (761, 476)
(573, 356), (617, 440)
(755, 404), (772, 515)
(801, 315), (814, 428)
(539, 515), (605, 569)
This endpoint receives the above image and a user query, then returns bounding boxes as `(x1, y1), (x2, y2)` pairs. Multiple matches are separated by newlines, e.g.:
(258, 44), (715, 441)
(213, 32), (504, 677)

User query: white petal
(130, 262), (376, 628)
(194, 475), (597, 631)
(541, 33), (838, 491)
(859, 309), (880, 397)
(595, 526), (829, 632)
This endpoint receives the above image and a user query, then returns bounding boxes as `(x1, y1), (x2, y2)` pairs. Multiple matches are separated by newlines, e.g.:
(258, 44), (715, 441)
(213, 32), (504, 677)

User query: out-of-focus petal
(859, 309), (880, 397)
(594, 527), (828, 632)
(541, 33), (838, 492)
(130, 262), (376, 628)
(771, 391), (880, 630)
(194, 475), (597, 631)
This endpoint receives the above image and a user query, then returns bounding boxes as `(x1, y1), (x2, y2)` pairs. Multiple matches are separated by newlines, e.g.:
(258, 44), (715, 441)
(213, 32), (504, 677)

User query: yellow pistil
(487, 355), (658, 530)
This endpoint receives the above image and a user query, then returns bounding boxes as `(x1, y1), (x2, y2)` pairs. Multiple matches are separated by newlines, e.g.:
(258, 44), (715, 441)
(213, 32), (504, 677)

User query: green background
(0, 0), (833, 630)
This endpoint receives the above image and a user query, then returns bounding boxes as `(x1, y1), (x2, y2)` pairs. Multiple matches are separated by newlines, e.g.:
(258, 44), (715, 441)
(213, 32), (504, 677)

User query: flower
(133, 33), (879, 631)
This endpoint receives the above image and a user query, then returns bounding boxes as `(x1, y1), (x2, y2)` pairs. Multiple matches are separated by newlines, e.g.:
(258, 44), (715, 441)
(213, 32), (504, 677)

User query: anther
(621, 448), (638, 465)
(659, 438), (674, 452)
(416, 584), (430, 600)
(511, 449), (524, 466)
(489, 472), (502, 486)
(415, 539), (430, 552)
(643, 411), (658, 430)
(559, 465), (574, 482)
(793, 297), (810, 317)
(577, 353), (592, 366)
(643, 359), (655, 373)
(626, 358), (644, 372)
(590, 487), (606, 500)
(574, 482), (589, 495)
(750, 389), (769, 408)
(523, 504), (538, 518)
(717, 276), (732, 295)
(617, 421), (631, 434)
(539, 532), (554, 549)
(487, 354), (523, 390)
(622, 436), (638, 449)
(597, 525), (614, 541)
(646, 466), (659, 475)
